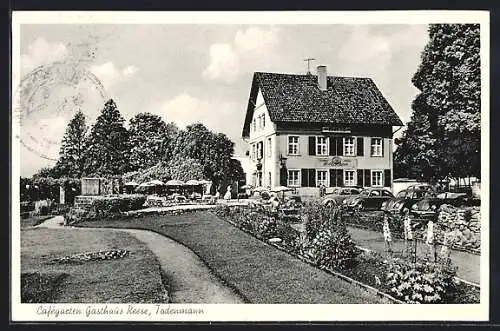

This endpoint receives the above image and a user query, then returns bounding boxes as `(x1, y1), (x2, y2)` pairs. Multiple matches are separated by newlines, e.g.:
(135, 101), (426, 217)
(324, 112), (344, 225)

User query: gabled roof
(242, 72), (403, 137)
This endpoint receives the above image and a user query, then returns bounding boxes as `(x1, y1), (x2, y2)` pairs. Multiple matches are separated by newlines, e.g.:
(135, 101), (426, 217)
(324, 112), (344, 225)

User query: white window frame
(316, 169), (329, 187)
(257, 141), (263, 160)
(252, 118), (256, 132)
(267, 138), (272, 157)
(288, 136), (300, 156)
(287, 169), (301, 187)
(371, 170), (384, 187)
(268, 172), (272, 186)
(262, 114), (266, 129)
(251, 143), (255, 160)
(371, 137), (383, 157)
(316, 136), (329, 156)
(344, 170), (356, 187)
(344, 137), (355, 156)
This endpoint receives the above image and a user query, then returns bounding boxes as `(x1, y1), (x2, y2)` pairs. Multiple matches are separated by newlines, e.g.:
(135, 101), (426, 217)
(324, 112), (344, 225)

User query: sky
(17, 24), (429, 177)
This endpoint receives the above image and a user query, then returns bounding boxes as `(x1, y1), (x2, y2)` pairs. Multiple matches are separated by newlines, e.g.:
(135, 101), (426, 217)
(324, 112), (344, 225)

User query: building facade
(241, 66), (403, 196)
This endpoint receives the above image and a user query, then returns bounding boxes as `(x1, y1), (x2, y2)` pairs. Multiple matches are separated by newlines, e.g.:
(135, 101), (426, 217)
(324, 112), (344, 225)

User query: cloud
(90, 61), (138, 88)
(203, 44), (239, 83)
(203, 26), (279, 83)
(21, 37), (69, 75)
(123, 65), (138, 76)
(152, 93), (240, 134)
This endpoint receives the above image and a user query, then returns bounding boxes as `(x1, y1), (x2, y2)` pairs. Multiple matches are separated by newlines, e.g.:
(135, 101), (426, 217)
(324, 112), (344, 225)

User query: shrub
(89, 194), (146, 216)
(385, 258), (457, 303)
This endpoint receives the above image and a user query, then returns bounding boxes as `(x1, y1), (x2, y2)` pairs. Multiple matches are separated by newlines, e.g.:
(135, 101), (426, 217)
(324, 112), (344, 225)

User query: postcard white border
(11, 10), (490, 322)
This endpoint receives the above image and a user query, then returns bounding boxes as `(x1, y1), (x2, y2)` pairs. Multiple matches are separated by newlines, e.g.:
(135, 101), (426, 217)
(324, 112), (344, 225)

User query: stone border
(346, 222), (481, 256)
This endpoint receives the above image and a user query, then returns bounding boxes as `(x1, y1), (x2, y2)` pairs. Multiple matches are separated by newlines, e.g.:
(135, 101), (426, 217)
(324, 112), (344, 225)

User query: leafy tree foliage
(54, 110), (88, 178)
(394, 24), (480, 181)
(83, 99), (130, 176)
(128, 113), (170, 171)
(168, 123), (239, 188)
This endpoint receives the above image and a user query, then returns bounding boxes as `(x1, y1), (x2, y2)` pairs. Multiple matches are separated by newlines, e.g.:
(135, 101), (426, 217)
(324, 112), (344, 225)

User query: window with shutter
(335, 169), (343, 187)
(308, 137), (316, 155)
(329, 169), (336, 187)
(308, 169), (316, 187)
(364, 169), (371, 187)
(357, 169), (364, 187)
(384, 169), (391, 187)
(357, 137), (364, 156)
(329, 137), (336, 156)
(336, 137), (343, 156)
(301, 169), (309, 187)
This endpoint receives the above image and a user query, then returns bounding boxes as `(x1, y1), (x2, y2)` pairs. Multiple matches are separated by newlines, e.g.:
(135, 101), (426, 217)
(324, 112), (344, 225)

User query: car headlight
(411, 203), (418, 210)
(431, 204), (437, 210)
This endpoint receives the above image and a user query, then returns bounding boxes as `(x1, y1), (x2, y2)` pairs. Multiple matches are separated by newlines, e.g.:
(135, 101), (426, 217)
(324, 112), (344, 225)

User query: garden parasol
(270, 185), (294, 201)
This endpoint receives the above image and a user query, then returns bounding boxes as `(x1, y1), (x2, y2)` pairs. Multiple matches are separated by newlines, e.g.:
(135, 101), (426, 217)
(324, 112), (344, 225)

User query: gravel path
(36, 216), (244, 304)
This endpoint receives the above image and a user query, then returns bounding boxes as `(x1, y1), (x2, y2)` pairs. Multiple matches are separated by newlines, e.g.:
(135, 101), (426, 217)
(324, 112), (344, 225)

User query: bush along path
(76, 212), (391, 304)
(37, 216), (243, 304)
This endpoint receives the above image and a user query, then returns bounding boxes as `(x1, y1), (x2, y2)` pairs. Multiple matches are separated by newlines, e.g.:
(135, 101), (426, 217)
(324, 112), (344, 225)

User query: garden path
(347, 226), (480, 285)
(37, 216), (244, 303)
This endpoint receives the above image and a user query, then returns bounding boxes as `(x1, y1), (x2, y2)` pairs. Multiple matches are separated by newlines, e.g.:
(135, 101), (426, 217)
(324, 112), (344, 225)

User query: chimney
(317, 65), (327, 91)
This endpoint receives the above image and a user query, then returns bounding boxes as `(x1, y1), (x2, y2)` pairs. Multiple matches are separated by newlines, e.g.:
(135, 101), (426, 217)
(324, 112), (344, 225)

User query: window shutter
(357, 137), (364, 156)
(336, 169), (343, 187)
(301, 169), (309, 187)
(308, 169), (316, 187)
(381, 139), (385, 157)
(357, 169), (364, 187)
(384, 169), (391, 187)
(364, 169), (371, 187)
(329, 169), (336, 187)
(308, 136), (316, 155)
(329, 137), (336, 156)
(336, 137), (344, 156)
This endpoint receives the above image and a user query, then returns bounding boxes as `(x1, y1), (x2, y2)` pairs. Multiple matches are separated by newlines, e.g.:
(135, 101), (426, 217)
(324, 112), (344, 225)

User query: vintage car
(381, 183), (471, 220)
(322, 187), (362, 207)
(380, 184), (437, 216)
(343, 187), (394, 211)
(410, 191), (470, 220)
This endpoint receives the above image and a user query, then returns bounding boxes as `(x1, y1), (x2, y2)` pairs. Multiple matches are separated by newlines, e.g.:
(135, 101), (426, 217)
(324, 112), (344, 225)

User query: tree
(168, 123), (237, 188)
(394, 24), (480, 181)
(83, 99), (130, 176)
(55, 110), (87, 178)
(128, 113), (170, 171)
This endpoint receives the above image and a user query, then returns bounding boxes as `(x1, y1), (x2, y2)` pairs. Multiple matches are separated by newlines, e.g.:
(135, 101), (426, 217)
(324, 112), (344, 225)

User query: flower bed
(344, 207), (481, 255)
(212, 203), (479, 304)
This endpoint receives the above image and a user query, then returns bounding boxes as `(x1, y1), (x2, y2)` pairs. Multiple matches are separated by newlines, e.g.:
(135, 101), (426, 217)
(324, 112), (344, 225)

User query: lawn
(20, 215), (54, 229)
(21, 227), (168, 303)
(78, 211), (391, 304)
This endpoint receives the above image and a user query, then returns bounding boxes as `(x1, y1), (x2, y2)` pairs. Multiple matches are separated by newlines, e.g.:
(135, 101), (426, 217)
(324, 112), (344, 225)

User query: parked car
(322, 187), (362, 207)
(343, 188), (394, 211)
(411, 191), (470, 220)
(380, 184), (437, 216)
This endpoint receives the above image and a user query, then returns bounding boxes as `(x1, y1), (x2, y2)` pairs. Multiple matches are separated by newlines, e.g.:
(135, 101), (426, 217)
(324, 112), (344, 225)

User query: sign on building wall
(320, 156), (358, 169)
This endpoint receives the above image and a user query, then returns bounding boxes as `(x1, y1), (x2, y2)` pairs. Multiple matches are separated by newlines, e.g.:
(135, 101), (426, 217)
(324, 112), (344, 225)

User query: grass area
(21, 227), (168, 303)
(20, 215), (54, 229)
(78, 211), (390, 304)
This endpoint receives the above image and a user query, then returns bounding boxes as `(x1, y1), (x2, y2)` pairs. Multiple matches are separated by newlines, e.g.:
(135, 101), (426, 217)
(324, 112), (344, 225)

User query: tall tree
(128, 112), (170, 171)
(394, 24), (480, 181)
(83, 99), (130, 176)
(54, 110), (87, 178)
(168, 123), (238, 188)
